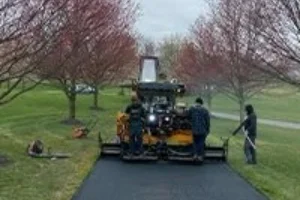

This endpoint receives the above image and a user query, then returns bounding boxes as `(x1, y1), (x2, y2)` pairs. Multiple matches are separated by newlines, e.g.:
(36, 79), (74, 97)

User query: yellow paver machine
(100, 56), (228, 163)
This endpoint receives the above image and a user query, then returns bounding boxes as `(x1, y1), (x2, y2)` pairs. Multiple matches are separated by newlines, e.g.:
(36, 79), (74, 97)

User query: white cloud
(134, 0), (209, 41)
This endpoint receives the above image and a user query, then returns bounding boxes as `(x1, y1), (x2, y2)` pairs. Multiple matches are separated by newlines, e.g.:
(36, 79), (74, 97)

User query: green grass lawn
(0, 88), (128, 200)
(184, 85), (300, 123)
(208, 119), (300, 200)
(0, 87), (299, 200)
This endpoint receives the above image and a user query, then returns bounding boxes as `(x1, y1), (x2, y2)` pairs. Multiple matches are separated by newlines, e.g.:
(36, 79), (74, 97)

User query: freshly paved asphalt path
(212, 112), (300, 130)
(72, 158), (267, 200)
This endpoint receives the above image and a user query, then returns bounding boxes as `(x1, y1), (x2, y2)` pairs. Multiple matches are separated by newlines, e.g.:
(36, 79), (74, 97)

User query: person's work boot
(135, 150), (142, 157)
(251, 158), (257, 165)
(252, 153), (257, 165)
(246, 159), (255, 164)
(193, 154), (198, 161)
(246, 160), (252, 164)
(197, 155), (204, 162)
(128, 152), (133, 159)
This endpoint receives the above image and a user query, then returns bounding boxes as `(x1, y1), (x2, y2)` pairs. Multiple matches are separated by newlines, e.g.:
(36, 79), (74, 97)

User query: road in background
(212, 112), (300, 130)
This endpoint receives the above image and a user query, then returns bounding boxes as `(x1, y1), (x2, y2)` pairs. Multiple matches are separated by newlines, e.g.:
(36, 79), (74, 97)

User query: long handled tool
(221, 129), (236, 144)
(27, 140), (72, 159)
(243, 130), (257, 149)
(72, 113), (100, 139)
(228, 129), (257, 150)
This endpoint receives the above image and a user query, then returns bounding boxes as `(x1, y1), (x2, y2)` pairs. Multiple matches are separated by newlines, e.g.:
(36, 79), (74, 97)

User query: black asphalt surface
(72, 158), (267, 200)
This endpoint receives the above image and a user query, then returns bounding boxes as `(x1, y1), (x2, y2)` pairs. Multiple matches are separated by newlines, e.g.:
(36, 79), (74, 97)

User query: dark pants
(244, 135), (256, 163)
(193, 134), (206, 157)
(129, 123), (143, 154)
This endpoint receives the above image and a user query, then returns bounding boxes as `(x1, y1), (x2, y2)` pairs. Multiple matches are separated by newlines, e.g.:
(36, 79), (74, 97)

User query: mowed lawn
(0, 87), (128, 200)
(185, 85), (300, 123)
(208, 119), (300, 200)
(0, 87), (299, 200)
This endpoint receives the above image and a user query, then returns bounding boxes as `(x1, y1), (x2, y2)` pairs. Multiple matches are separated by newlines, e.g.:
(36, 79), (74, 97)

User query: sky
(134, 0), (209, 42)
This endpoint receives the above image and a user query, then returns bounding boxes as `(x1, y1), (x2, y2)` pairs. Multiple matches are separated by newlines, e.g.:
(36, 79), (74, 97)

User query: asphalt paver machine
(100, 56), (228, 163)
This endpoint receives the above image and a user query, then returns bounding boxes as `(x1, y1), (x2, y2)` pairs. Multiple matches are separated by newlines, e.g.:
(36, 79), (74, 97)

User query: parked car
(69, 84), (96, 94)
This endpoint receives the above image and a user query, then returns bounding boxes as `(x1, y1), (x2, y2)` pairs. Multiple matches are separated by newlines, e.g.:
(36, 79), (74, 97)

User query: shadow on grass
(89, 106), (105, 111)
(0, 154), (12, 168)
(60, 119), (84, 126)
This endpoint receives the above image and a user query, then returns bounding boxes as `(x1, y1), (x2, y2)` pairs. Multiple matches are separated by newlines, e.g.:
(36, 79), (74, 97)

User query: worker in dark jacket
(125, 94), (146, 155)
(232, 104), (257, 164)
(188, 97), (210, 161)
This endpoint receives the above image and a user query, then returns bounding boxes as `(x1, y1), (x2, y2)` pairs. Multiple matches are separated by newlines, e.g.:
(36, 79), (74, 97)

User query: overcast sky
(134, 0), (209, 42)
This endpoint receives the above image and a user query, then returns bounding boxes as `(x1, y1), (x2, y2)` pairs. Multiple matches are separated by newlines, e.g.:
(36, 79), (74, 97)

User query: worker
(232, 104), (257, 164)
(125, 94), (146, 156)
(188, 97), (210, 162)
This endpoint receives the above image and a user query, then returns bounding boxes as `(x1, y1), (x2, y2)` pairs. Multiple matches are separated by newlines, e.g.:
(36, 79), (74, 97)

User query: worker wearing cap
(125, 94), (146, 155)
(188, 97), (210, 162)
(232, 104), (257, 164)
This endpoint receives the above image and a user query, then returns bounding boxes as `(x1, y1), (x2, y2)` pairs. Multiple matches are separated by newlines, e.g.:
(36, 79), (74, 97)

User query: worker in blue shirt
(188, 97), (210, 162)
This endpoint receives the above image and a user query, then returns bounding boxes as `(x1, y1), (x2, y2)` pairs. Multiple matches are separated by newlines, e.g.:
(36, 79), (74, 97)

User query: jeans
(129, 123), (143, 154)
(193, 134), (206, 157)
(244, 135), (256, 163)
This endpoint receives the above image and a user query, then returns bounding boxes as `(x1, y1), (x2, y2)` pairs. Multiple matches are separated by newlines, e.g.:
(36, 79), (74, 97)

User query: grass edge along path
(208, 119), (300, 200)
(0, 90), (126, 200)
(0, 88), (299, 200)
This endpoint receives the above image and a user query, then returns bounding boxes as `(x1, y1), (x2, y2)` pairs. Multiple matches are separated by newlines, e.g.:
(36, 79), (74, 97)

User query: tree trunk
(68, 93), (76, 120)
(7, 79), (10, 89)
(206, 88), (212, 111)
(239, 98), (245, 123)
(22, 79), (25, 90)
(68, 80), (77, 121)
(119, 87), (125, 96)
(93, 86), (99, 109)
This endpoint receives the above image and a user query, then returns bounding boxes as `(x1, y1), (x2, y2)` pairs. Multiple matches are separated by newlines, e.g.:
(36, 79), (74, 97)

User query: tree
(42, 0), (136, 123)
(84, 31), (138, 110)
(158, 34), (182, 79)
(175, 37), (220, 111)
(244, 0), (300, 87)
(82, 0), (138, 110)
(138, 37), (156, 56)
(0, 0), (67, 105)
(209, 0), (274, 122)
(177, 0), (274, 121)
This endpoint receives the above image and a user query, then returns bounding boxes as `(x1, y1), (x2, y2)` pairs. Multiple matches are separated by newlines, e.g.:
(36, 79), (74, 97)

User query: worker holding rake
(232, 104), (257, 165)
